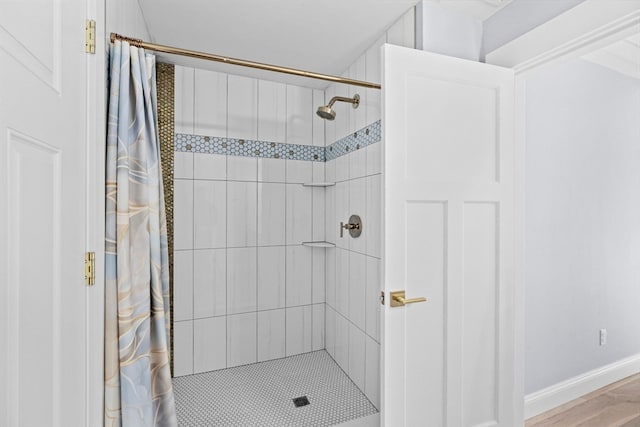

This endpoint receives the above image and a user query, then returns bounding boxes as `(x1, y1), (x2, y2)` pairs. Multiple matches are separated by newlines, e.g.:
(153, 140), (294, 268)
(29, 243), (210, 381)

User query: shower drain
(292, 396), (310, 408)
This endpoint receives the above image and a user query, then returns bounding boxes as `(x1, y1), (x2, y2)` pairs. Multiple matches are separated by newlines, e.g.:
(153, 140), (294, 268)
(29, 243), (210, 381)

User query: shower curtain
(104, 40), (178, 427)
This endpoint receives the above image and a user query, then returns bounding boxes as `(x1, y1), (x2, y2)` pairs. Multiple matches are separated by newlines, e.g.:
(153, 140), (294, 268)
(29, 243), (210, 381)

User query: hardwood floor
(526, 374), (640, 427)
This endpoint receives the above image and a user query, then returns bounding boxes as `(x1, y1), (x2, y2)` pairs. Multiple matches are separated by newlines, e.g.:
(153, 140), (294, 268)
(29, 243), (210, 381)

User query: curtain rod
(110, 33), (382, 90)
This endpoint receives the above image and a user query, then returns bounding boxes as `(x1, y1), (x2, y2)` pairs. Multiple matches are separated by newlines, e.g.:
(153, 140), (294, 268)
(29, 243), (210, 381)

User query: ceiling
(137, 0), (512, 88)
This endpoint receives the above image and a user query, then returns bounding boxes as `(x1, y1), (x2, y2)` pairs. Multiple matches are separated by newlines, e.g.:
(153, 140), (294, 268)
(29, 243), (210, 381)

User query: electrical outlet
(600, 329), (607, 346)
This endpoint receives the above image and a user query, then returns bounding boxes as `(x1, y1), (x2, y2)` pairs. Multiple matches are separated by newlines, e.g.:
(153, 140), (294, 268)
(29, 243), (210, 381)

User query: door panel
(382, 44), (515, 427)
(0, 1), (87, 426)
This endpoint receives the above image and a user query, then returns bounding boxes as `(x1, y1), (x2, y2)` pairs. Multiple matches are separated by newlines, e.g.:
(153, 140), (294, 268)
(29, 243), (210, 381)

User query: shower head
(316, 94), (360, 121)
(316, 105), (336, 120)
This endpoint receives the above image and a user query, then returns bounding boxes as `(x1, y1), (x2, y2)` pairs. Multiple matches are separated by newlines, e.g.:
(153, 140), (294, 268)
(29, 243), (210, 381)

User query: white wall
(525, 58), (640, 395)
(324, 8), (415, 411)
(106, 0), (150, 40)
(172, 67), (327, 376)
(416, 1), (483, 61)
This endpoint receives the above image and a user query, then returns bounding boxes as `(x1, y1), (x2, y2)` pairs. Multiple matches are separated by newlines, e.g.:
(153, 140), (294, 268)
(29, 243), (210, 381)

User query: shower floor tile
(172, 350), (377, 427)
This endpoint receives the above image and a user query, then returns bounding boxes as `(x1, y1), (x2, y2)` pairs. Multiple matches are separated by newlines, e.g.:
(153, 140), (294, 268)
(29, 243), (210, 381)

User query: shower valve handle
(340, 221), (359, 238)
(339, 215), (362, 238)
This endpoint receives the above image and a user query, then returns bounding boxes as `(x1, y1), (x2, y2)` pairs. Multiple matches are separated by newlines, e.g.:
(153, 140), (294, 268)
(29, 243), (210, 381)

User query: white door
(381, 44), (516, 427)
(0, 1), (89, 426)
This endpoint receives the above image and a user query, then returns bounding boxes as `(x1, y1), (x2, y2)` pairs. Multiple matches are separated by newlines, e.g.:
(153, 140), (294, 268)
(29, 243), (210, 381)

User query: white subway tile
(325, 306), (336, 358)
(387, 14), (404, 46)
(334, 71), (351, 141)
(351, 55), (367, 132)
(366, 256), (381, 342)
(258, 157), (286, 183)
(349, 146), (367, 180)
(286, 159), (312, 184)
(325, 248), (336, 309)
(257, 183), (286, 246)
(335, 313), (349, 372)
(228, 75), (258, 140)
(324, 84), (336, 146)
(325, 184), (337, 244)
(312, 304), (325, 351)
(349, 251), (367, 331)
(194, 316), (226, 373)
(335, 248), (349, 317)
(227, 247), (257, 314)
(365, 36), (384, 85)
(365, 175), (382, 257)
(285, 245), (312, 307)
(227, 156), (257, 182)
(227, 181), (257, 247)
(325, 159), (336, 183)
(365, 36), (384, 125)
(312, 161), (324, 183)
(258, 80), (286, 143)
(173, 250), (193, 322)
(227, 312), (257, 367)
(174, 152), (193, 179)
(387, 8), (415, 49)
(349, 178), (366, 254)
(286, 85), (313, 146)
(285, 305), (312, 356)
(312, 248), (325, 304)
(312, 89), (325, 147)
(312, 187), (325, 242)
(173, 320), (193, 377)
(193, 180), (226, 249)
(257, 246), (285, 311)
(335, 153), (349, 182)
(365, 142), (381, 176)
(335, 182), (349, 249)
(174, 179), (194, 250)
(349, 323), (366, 391)
(194, 153), (226, 180)
(365, 335), (380, 409)
(193, 249), (226, 318)
(175, 66), (194, 135)
(194, 69), (227, 136)
(285, 184), (312, 244)
(257, 309), (286, 362)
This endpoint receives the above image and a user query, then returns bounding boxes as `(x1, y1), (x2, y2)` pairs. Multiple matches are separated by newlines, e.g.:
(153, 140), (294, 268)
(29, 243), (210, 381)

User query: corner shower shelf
(301, 241), (336, 248)
(302, 182), (336, 187)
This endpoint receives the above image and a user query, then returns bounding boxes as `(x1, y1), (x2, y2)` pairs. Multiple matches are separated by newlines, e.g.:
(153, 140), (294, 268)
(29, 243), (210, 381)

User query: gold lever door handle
(390, 290), (427, 307)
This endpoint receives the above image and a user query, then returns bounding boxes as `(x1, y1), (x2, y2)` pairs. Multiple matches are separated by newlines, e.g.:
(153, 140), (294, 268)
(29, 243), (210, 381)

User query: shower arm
(326, 96), (359, 108)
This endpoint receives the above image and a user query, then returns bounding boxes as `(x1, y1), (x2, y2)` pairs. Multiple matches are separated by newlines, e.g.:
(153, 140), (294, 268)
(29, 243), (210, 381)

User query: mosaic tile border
(174, 120), (382, 162)
(325, 120), (381, 161)
(175, 134), (326, 162)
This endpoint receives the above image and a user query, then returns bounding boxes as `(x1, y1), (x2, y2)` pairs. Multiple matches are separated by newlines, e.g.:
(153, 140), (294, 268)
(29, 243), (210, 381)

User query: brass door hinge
(85, 252), (95, 286)
(85, 19), (96, 54)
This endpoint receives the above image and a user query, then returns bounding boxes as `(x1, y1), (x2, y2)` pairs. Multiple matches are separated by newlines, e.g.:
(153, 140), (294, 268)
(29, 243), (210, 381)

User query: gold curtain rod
(110, 33), (382, 90)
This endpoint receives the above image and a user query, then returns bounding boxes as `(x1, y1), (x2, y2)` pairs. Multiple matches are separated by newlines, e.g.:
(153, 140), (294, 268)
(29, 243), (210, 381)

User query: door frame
(86, 0), (107, 425)
(485, 0), (640, 422)
(83, 1), (640, 425)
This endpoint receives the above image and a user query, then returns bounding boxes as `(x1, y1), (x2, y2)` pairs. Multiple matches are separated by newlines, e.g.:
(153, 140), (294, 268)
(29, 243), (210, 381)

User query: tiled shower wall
(324, 8), (416, 410)
(172, 66), (328, 377)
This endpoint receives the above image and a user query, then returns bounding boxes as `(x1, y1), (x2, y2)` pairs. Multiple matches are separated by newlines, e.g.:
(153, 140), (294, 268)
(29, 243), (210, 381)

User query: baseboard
(525, 353), (640, 419)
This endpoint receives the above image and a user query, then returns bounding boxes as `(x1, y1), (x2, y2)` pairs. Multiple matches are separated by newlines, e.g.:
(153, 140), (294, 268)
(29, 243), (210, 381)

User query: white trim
(486, 0), (640, 75)
(85, 0), (106, 425)
(525, 353), (640, 420)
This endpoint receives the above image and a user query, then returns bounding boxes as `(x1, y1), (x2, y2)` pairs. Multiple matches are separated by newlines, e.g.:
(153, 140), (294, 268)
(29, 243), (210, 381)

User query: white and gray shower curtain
(105, 40), (177, 427)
